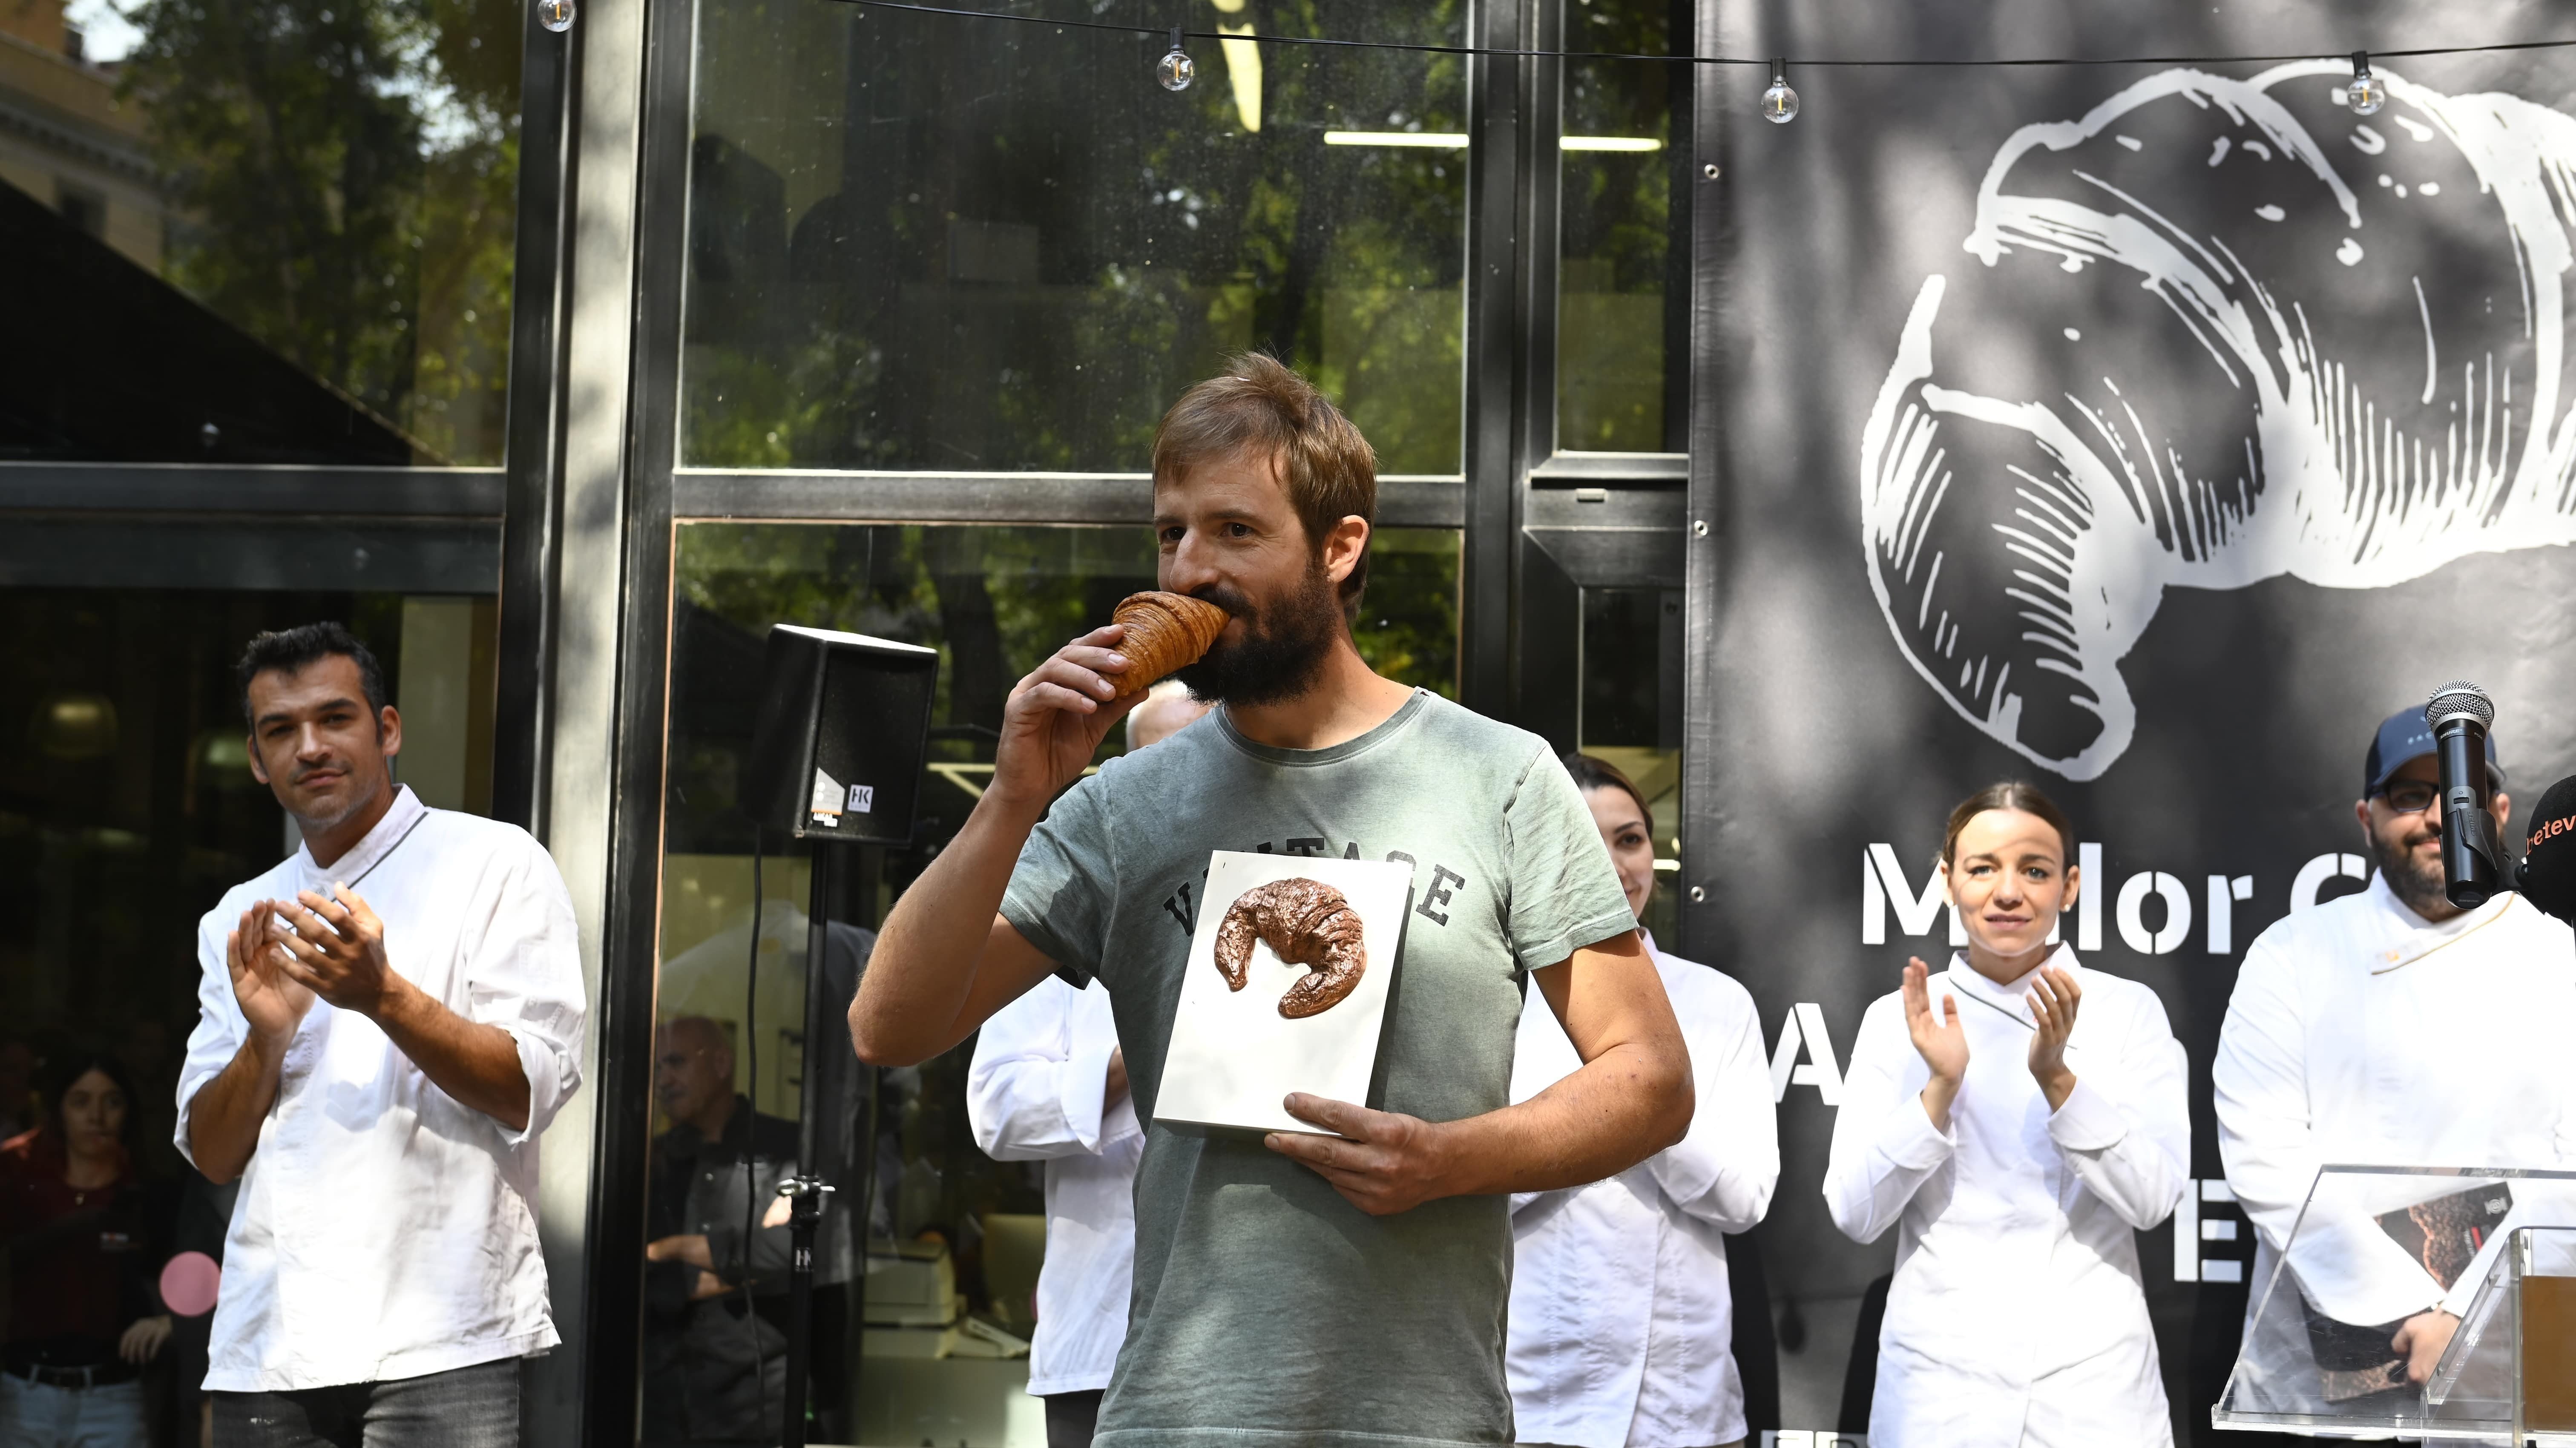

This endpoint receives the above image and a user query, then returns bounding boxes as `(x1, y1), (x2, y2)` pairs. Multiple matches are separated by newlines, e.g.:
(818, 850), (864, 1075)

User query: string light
(1158, 25), (1195, 91)
(834, 2), (2576, 74)
(1761, 58), (1798, 123)
(2347, 51), (2386, 114)
(536, 0), (573, 31)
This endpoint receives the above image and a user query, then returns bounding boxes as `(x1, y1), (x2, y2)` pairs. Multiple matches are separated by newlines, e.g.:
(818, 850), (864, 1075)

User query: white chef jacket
(1823, 947), (2187, 1448)
(1505, 932), (1780, 1448)
(176, 786), (587, 1391)
(2213, 876), (2576, 1375)
(966, 976), (1142, 1396)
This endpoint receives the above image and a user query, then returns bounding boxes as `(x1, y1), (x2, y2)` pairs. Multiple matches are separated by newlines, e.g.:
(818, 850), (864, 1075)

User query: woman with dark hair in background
(0, 1050), (173, 1446)
(1823, 782), (2187, 1447)
(1506, 754), (1780, 1448)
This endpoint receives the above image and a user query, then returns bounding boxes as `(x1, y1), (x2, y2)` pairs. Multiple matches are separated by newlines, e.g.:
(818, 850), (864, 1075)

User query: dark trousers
(1044, 1390), (1103, 1448)
(211, 1356), (520, 1448)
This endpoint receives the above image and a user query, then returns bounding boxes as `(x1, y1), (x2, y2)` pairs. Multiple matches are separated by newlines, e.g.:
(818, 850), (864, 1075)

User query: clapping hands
(2024, 965), (2081, 1111)
(1901, 957), (1968, 1132)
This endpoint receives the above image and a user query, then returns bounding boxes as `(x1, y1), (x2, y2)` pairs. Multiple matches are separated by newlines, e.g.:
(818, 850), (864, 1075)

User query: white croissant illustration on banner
(1862, 61), (2576, 779)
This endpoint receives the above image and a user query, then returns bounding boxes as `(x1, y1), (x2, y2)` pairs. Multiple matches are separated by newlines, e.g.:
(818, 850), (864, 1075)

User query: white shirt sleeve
(1645, 979), (1780, 1232)
(2215, 936), (2439, 1324)
(175, 900), (253, 1170)
(1823, 994), (1955, 1244)
(2045, 989), (2188, 1231)
(463, 837), (589, 1147)
(968, 982), (1118, 1161)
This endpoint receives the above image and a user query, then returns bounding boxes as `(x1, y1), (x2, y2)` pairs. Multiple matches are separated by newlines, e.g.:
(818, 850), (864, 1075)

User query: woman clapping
(1824, 782), (2187, 1447)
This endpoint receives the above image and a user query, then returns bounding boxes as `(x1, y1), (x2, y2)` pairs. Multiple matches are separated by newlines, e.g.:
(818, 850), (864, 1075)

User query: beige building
(0, 0), (161, 269)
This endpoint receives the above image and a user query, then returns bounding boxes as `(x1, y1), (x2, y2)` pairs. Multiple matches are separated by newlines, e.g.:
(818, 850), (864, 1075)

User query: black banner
(1684, 3), (2576, 1440)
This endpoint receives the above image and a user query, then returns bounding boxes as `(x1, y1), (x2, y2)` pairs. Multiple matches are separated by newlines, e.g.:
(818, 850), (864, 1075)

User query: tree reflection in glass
(680, 0), (1468, 474)
(119, 0), (520, 463)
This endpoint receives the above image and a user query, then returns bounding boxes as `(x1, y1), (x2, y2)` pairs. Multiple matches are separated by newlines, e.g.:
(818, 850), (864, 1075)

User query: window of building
(678, 1), (1470, 474)
(1555, 0), (1689, 454)
(0, 0), (523, 464)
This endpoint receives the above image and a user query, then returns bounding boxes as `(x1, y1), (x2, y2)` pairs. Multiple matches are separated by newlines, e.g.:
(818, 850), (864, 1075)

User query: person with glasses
(2215, 707), (2576, 1405)
(1824, 781), (2188, 1448)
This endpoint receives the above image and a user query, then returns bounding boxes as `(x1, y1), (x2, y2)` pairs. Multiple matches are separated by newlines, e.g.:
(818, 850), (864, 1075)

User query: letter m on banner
(1862, 843), (1962, 945)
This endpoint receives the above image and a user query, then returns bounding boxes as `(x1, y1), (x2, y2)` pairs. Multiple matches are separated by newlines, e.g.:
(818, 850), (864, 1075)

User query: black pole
(780, 847), (842, 1448)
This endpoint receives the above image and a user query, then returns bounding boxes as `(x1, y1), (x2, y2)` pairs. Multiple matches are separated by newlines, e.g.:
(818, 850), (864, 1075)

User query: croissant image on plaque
(1213, 877), (1367, 1019)
(1109, 591), (1229, 698)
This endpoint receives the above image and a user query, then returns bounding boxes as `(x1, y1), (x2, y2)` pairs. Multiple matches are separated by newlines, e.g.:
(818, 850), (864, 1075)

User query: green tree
(122, 0), (518, 462)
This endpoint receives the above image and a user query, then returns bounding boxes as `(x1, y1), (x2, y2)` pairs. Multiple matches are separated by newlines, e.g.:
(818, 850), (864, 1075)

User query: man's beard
(1176, 563), (1343, 707)
(2369, 817), (2451, 916)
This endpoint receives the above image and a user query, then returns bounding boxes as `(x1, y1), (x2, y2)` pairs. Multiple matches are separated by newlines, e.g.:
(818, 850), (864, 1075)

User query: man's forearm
(375, 982), (531, 1132)
(850, 788), (1044, 1065)
(188, 1036), (288, 1185)
(1435, 1039), (1692, 1197)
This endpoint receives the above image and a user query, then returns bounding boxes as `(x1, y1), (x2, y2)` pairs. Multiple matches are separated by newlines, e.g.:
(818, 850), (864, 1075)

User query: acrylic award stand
(2213, 1164), (2576, 1442)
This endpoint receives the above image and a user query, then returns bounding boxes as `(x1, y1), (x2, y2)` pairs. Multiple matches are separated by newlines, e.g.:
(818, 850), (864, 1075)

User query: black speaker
(744, 625), (940, 844)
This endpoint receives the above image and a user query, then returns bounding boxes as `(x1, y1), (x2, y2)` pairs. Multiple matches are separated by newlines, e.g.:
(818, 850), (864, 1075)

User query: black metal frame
(492, 0), (585, 835)
(1679, 0), (1726, 952)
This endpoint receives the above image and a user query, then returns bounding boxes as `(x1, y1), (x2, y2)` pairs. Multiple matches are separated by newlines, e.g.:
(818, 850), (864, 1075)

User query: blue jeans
(0, 1374), (147, 1448)
(211, 1357), (520, 1448)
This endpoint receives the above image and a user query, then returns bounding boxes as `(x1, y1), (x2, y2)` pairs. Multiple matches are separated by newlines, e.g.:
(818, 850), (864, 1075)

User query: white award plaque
(1153, 850), (1413, 1135)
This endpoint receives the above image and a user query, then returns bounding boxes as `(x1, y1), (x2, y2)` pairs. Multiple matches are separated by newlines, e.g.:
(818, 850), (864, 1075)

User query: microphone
(2424, 681), (2505, 909)
(2522, 775), (2576, 928)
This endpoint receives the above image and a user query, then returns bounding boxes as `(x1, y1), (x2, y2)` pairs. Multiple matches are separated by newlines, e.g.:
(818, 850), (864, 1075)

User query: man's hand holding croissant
(989, 625), (1142, 811)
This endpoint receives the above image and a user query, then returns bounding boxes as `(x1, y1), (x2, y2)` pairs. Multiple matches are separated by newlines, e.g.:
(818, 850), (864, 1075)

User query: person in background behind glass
(641, 1016), (798, 1446)
(1823, 781), (2187, 1448)
(0, 1050), (175, 1447)
(0, 1041), (38, 1141)
(966, 679), (1211, 1448)
(1506, 754), (1779, 1448)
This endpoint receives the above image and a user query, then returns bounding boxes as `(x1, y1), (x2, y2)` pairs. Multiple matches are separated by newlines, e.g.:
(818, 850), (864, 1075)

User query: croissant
(1108, 591), (1228, 698)
(1861, 64), (2576, 780)
(1213, 877), (1368, 1019)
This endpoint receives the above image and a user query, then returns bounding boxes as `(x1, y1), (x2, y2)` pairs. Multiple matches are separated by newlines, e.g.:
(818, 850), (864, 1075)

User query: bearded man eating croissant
(847, 353), (1692, 1448)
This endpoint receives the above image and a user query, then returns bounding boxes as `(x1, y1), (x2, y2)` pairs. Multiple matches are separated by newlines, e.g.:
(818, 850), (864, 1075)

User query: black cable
(829, 0), (2576, 69)
(743, 827), (769, 1437)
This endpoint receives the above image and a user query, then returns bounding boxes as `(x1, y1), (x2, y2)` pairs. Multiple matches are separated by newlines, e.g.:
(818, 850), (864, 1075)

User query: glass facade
(0, 0), (520, 463)
(679, 0), (1469, 473)
(1555, 0), (1689, 453)
(0, 0), (1702, 1440)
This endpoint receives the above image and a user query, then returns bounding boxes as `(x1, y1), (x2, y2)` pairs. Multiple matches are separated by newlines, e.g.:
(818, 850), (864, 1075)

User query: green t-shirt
(999, 689), (1636, 1448)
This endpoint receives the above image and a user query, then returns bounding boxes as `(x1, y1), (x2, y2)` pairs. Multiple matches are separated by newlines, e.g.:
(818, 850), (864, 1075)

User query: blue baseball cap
(2365, 704), (2504, 797)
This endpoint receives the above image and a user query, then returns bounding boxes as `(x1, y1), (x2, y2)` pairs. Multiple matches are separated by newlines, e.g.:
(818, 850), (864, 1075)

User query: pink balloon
(161, 1252), (221, 1317)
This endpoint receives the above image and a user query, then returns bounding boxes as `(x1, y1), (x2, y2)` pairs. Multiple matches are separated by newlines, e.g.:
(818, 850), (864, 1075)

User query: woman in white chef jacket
(1507, 753), (1780, 1448)
(1823, 781), (2188, 1448)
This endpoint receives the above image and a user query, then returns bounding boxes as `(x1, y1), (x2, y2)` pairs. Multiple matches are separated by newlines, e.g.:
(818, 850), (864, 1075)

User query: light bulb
(2347, 51), (2384, 115)
(1158, 27), (1193, 91)
(537, 0), (573, 32)
(1761, 59), (1797, 125)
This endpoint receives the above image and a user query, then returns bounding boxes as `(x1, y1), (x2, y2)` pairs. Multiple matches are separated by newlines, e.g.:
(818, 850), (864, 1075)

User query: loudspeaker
(744, 625), (940, 844)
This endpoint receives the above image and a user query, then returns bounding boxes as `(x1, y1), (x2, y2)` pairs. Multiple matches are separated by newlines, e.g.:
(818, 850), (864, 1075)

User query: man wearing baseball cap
(2213, 706), (2576, 1409)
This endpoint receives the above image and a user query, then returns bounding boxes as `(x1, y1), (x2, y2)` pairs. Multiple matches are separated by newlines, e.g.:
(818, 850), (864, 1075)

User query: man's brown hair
(1151, 353), (1377, 617)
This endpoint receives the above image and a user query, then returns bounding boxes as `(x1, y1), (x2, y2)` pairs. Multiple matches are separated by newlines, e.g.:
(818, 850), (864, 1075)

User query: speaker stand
(780, 840), (850, 1448)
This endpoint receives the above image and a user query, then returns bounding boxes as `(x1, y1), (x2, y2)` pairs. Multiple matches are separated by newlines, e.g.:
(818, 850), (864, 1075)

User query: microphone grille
(2425, 680), (2493, 730)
